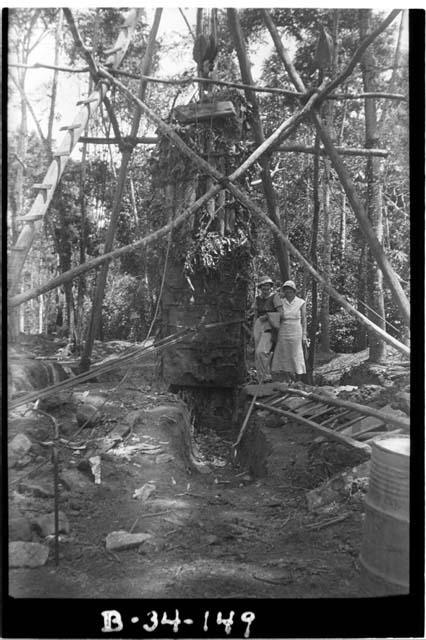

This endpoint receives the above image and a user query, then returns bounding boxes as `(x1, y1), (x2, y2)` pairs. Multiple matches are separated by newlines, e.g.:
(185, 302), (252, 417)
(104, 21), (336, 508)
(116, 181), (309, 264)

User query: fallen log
(254, 401), (372, 453)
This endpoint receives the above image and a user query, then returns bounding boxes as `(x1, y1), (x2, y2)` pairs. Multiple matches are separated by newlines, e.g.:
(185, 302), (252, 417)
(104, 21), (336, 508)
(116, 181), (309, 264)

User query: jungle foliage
(8, 8), (410, 353)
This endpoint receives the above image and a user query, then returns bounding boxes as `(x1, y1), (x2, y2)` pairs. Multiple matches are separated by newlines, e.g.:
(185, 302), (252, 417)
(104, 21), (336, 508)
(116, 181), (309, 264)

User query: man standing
(252, 276), (282, 382)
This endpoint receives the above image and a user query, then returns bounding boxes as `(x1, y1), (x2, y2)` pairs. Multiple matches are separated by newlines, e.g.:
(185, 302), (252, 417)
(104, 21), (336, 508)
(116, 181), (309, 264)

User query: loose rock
(18, 482), (54, 498)
(9, 433), (32, 456)
(9, 541), (49, 568)
(60, 469), (92, 492)
(39, 392), (75, 412)
(155, 453), (174, 464)
(133, 483), (156, 501)
(9, 516), (33, 542)
(32, 511), (70, 537)
(106, 530), (152, 551)
(306, 461), (371, 512)
(76, 403), (100, 428)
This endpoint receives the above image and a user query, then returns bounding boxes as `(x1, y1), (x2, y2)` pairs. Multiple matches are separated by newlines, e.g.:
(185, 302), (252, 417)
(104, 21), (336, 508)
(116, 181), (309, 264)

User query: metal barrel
(359, 434), (410, 595)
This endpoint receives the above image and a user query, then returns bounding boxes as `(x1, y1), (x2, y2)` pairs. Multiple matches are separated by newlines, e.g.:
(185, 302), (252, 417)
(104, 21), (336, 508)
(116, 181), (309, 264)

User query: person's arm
(301, 302), (307, 341)
(273, 293), (284, 319)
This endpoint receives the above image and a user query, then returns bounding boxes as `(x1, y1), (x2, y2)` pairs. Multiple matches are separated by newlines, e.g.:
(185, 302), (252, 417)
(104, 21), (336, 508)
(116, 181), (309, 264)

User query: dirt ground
(8, 335), (409, 601)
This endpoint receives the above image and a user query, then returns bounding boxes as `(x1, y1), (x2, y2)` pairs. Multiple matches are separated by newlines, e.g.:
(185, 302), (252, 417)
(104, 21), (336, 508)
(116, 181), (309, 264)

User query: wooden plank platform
(174, 101), (237, 124)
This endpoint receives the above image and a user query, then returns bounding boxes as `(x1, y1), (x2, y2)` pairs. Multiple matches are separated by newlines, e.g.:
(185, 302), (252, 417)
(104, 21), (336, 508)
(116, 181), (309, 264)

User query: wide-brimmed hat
(257, 275), (273, 286)
(282, 279), (296, 291)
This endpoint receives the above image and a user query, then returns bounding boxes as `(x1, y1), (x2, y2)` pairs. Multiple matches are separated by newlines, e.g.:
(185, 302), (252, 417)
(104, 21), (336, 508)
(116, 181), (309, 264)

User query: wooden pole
(100, 70), (409, 356)
(274, 144), (389, 158)
(11, 70), (410, 357)
(227, 8), (289, 281)
(262, 9), (410, 327)
(81, 8), (163, 369)
(79, 136), (157, 145)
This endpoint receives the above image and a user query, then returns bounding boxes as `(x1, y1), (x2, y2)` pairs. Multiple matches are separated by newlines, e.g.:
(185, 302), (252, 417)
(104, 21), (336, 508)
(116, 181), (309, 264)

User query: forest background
(7, 7), (410, 367)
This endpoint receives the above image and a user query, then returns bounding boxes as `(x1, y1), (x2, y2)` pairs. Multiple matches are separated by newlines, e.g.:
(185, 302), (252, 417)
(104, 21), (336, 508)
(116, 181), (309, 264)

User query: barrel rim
(372, 433), (410, 457)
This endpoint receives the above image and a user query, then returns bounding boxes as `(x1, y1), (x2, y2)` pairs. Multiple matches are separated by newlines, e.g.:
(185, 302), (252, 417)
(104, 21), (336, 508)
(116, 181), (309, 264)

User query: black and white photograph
(4, 5), (424, 638)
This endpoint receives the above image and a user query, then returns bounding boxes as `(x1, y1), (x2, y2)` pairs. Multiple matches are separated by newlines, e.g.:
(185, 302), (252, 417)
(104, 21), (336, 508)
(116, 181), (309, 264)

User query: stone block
(9, 541), (49, 568)
(9, 516), (33, 542)
(105, 530), (152, 551)
(60, 469), (92, 492)
(32, 511), (70, 537)
(9, 433), (32, 456)
(76, 403), (100, 428)
(18, 482), (54, 498)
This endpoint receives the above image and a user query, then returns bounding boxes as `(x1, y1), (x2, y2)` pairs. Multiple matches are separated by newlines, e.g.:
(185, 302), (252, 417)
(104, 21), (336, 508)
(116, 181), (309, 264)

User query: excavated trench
(10, 337), (412, 608)
(168, 383), (271, 479)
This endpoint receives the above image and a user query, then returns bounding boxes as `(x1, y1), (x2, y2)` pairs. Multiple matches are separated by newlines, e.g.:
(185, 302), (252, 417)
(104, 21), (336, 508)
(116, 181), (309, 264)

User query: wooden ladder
(250, 384), (409, 454)
(9, 9), (144, 292)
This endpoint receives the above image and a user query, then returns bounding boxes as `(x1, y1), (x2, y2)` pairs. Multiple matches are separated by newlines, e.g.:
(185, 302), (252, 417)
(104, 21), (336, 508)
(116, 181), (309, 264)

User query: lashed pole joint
(261, 9), (409, 327)
(96, 68), (409, 357)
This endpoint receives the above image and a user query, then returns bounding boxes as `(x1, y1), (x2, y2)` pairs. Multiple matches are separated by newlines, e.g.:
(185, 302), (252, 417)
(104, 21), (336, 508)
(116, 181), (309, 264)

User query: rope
(9, 328), (193, 411)
(9, 318), (250, 411)
(356, 298), (401, 335)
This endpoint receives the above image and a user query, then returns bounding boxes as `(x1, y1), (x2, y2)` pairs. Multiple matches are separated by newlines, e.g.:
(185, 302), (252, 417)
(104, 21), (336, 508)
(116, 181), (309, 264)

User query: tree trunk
(353, 242), (368, 351)
(47, 9), (62, 147)
(360, 9), (386, 363)
(319, 158), (331, 354)
(340, 193), (347, 255)
(262, 9), (410, 327)
(307, 135), (321, 382)
(9, 65), (29, 341)
(318, 13), (338, 355)
(227, 8), (290, 282)
(10, 70), (410, 356)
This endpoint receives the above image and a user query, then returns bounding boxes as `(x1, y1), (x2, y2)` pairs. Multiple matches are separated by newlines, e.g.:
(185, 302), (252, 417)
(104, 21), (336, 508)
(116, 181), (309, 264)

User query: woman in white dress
(272, 280), (307, 381)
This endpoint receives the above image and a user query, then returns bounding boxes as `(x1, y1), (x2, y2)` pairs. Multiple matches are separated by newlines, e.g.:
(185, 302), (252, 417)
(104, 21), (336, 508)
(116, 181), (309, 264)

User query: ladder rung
(304, 406), (335, 420)
(104, 46), (122, 55)
(296, 401), (325, 416)
(320, 408), (352, 426)
(33, 183), (53, 190)
(335, 414), (365, 431)
(60, 124), (82, 131)
(53, 150), (69, 157)
(76, 97), (99, 106)
(11, 246), (27, 251)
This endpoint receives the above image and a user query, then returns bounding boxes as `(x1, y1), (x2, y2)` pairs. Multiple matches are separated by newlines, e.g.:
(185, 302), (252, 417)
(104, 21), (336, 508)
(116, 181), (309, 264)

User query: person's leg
(255, 331), (273, 381)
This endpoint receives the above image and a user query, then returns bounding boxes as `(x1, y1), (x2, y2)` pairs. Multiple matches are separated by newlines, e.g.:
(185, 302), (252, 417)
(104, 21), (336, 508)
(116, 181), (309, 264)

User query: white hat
(282, 280), (296, 291)
(257, 275), (273, 286)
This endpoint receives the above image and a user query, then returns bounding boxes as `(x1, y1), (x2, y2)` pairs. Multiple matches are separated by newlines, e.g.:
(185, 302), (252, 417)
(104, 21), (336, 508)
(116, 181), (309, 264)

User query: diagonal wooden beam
(24, 67), (410, 357)
(81, 8), (163, 369)
(227, 7), (289, 281)
(9, 63), (410, 356)
(262, 9), (410, 327)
